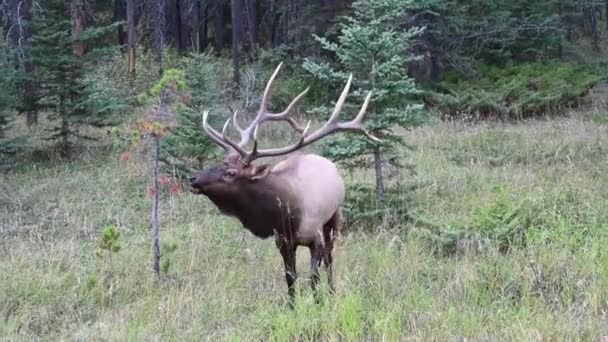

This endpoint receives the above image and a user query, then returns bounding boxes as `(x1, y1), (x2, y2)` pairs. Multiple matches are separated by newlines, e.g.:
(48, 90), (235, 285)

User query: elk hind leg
(309, 239), (323, 300)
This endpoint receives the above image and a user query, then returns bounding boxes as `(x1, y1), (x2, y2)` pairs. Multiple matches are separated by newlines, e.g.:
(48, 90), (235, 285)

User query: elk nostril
(188, 177), (196, 184)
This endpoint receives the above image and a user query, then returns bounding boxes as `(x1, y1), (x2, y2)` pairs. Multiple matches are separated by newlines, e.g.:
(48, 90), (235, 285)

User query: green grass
(2, 113), (608, 340)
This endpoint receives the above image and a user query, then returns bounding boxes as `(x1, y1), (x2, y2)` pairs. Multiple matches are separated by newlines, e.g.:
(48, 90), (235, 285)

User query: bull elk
(188, 63), (379, 304)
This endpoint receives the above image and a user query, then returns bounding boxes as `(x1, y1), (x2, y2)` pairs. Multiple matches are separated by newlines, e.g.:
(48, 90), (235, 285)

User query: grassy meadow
(2, 112), (608, 340)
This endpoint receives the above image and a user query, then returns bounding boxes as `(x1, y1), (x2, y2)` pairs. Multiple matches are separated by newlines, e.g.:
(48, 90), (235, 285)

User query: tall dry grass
(2, 112), (608, 340)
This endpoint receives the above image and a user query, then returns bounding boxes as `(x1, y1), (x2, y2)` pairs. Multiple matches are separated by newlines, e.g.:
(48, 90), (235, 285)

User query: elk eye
(226, 169), (237, 177)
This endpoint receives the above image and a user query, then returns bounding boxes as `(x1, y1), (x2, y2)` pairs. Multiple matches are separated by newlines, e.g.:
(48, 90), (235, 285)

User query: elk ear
(250, 164), (271, 181)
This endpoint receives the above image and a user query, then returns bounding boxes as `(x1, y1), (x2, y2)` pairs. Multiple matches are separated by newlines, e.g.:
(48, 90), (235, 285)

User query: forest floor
(2, 109), (608, 340)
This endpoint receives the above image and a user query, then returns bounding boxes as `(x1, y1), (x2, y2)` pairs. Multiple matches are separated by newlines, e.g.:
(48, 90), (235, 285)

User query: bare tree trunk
(178, 0), (192, 52)
(266, 0), (280, 47)
(154, 0), (166, 75)
(152, 135), (161, 275)
(606, 0), (608, 30)
(127, 0), (136, 73)
(199, 0), (208, 51)
(192, 0), (201, 52)
(244, 0), (257, 51)
(558, 0), (563, 59)
(373, 146), (385, 207)
(282, 0), (289, 46)
(231, 0), (243, 87)
(591, 6), (599, 52)
(370, 58), (383, 207)
(113, 0), (127, 49)
(583, 4), (599, 52)
(212, 0), (226, 53)
(71, 0), (86, 58)
(14, 0), (37, 126)
(59, 95), (70, 157)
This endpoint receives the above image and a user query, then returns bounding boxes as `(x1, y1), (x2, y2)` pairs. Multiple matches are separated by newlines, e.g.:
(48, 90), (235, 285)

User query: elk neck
(204, 177), (301, 239)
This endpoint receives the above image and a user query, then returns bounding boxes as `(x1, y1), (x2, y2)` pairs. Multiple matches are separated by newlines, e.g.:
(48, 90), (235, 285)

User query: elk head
(188, 62), (379, 196)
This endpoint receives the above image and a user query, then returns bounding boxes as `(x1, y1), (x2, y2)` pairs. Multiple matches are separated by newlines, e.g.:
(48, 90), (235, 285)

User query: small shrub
(342, 181), (417, 229)
(95, 224), (122, 272)
(89, 224), (122, 306)
(469, 187), (531, 252)
(160, 240), (178, 274)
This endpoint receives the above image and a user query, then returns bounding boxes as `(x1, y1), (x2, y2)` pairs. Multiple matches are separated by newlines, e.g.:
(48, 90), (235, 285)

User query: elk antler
(202, 63), (380, 164)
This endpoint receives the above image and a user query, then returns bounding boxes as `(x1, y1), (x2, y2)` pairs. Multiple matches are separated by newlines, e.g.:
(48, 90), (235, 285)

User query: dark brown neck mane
(204, 180), (301, 239)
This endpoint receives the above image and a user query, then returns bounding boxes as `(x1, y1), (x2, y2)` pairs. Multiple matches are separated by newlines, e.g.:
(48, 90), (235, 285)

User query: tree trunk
(7, 0), (38, 126)
(152, 135), (161, 275)
(606, 0), (608, 30)
(213, 0), (226, 53)
(127, 0), (136, 73)
(164, 0), (178, 50)
(199, 0), (208, 51)
(154, 0), (166, 75)
(244, 0), (257, 51)
(113, 0), (127, 49)
(231, 0), (243, 87)
(583, 5), (599, 52)
(192, 0), (201, 52)
(60, 95), (70, 157)
(178, 0), (192, 52)
(71, 0), (86, 58)
(591, 6), (599, 52)
(282, 1), (289, 46)
(557, 0), (563, 59)
(3, 0), (20, 48)
(266, 0), (280, 47)
(373, 146), (385, 207)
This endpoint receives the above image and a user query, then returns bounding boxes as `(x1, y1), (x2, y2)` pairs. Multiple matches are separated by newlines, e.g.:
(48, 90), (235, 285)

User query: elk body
(188, 63), (379, 303)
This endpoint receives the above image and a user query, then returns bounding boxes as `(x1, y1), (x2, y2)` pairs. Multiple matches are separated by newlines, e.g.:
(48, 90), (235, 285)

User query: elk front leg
(277, 239), (297, 306)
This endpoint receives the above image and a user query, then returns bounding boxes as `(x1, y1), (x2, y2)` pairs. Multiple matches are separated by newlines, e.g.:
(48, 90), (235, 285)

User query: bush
(427, 61), (600, 119)
(342, 181), (417, 229)
(469, 187), (532, 252)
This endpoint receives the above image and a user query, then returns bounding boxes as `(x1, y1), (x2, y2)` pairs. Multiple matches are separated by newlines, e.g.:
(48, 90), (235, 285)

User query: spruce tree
(303, 0), (425, 205)
(28, 0), (119, 156)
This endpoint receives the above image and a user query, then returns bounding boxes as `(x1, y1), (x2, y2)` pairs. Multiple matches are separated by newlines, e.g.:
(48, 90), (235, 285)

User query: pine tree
(28, 0), (119, 156)
(303, 0), (425, 205)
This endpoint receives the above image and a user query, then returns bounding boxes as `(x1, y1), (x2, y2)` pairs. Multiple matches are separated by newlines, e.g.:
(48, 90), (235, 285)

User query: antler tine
(221, 118), (248, 156)
(201, 110), (247, 156)
(232, 110), (244, 132)
(202, 110), (230, 149)
(259, 62), (283, 115)
(265, 86), (310, 132)
(338, 91), (381, 143)
(243, 120), (312, 164)
(327, 74), (353, 125)
(203, 66), (378, 164)
(239, 62), (310, 143)
(242, 75), (381, 163)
